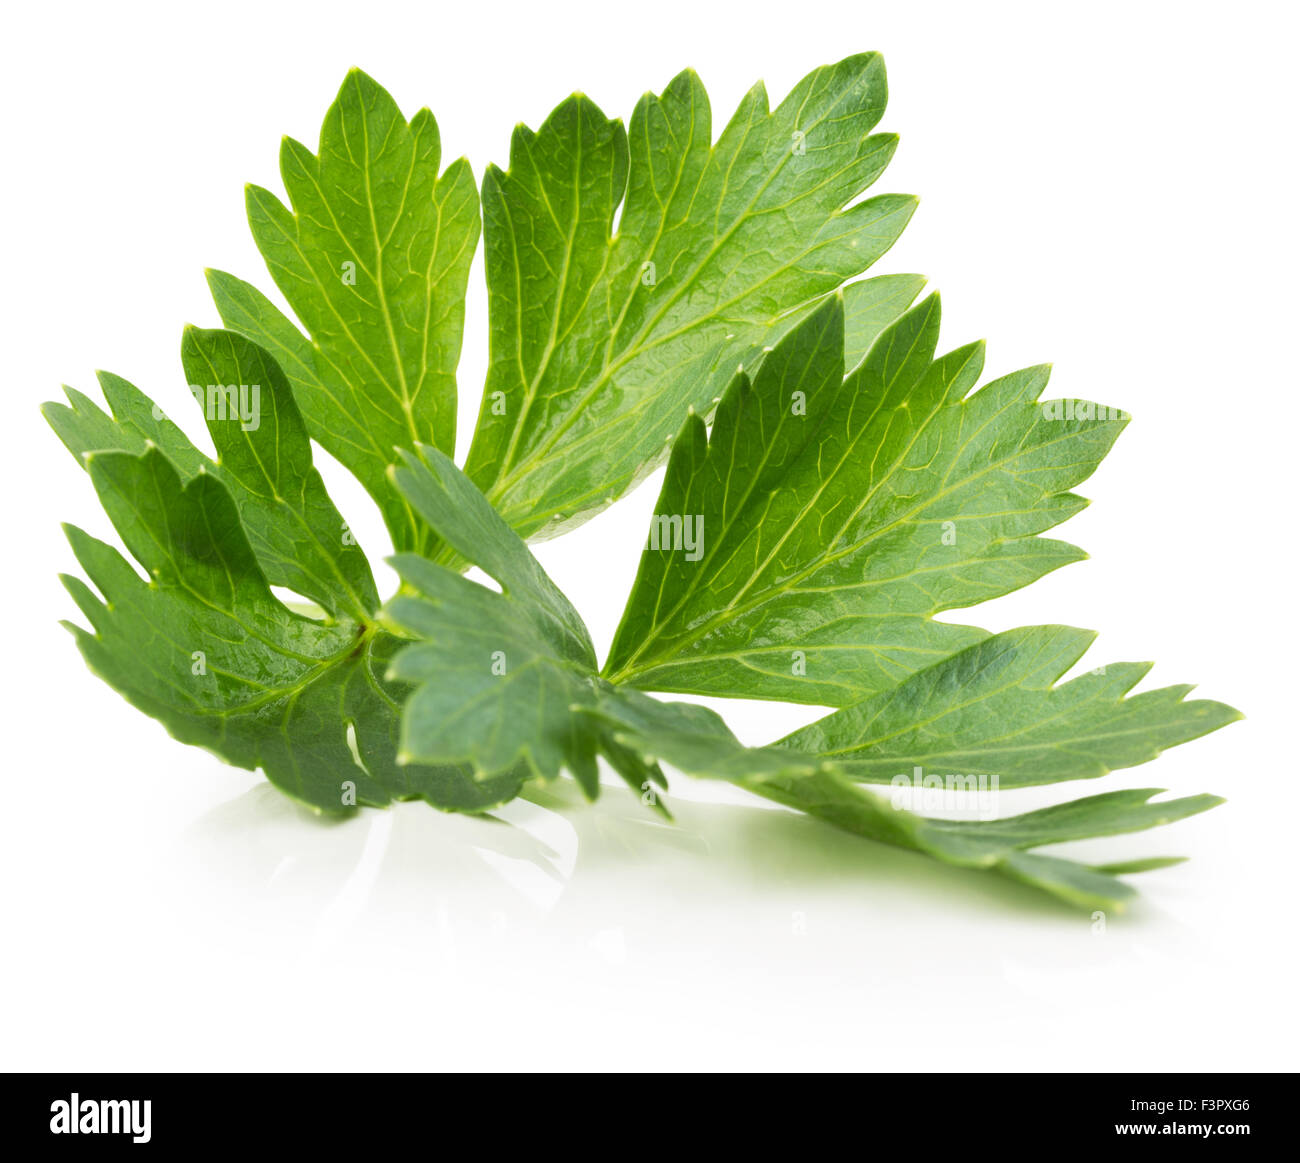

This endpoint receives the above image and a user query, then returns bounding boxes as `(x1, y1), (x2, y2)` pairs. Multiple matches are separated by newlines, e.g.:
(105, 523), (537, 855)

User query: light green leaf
(1089, 856), (1188, 875)
(210, 68), (480, 553)
(463, 53), (916, 541)
(605, 294), (1129, 705)
(842, 273), (929, 371)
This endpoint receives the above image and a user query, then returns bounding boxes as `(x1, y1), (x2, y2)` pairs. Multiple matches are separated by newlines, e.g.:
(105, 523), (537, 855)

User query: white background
(2, 0), (1296, 1071)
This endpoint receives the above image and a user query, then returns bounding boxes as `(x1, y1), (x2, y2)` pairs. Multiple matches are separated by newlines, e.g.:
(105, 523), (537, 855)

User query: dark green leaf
(384, 446), (664, 802)
(56, 438), (516, 814)
(44, 327), (378, 620)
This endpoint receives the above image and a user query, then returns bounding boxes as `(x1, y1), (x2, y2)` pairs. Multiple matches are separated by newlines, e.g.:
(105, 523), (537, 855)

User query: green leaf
(385, 452), (1232, 909)
(57, 440), (518, 815)
(778, 625), (1243, 788)
(1089, 856), (1188, 875)
(384, 446), (665, 802)
(580, 686), (1223, 910)
(44, 327), (379, 621)
(463, 53), (917, 541)
(604, 294), (1129, 705)
(209, 68), (480, 553)
(45, 54), (1240, 913)
(842, 273), (929, 372)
